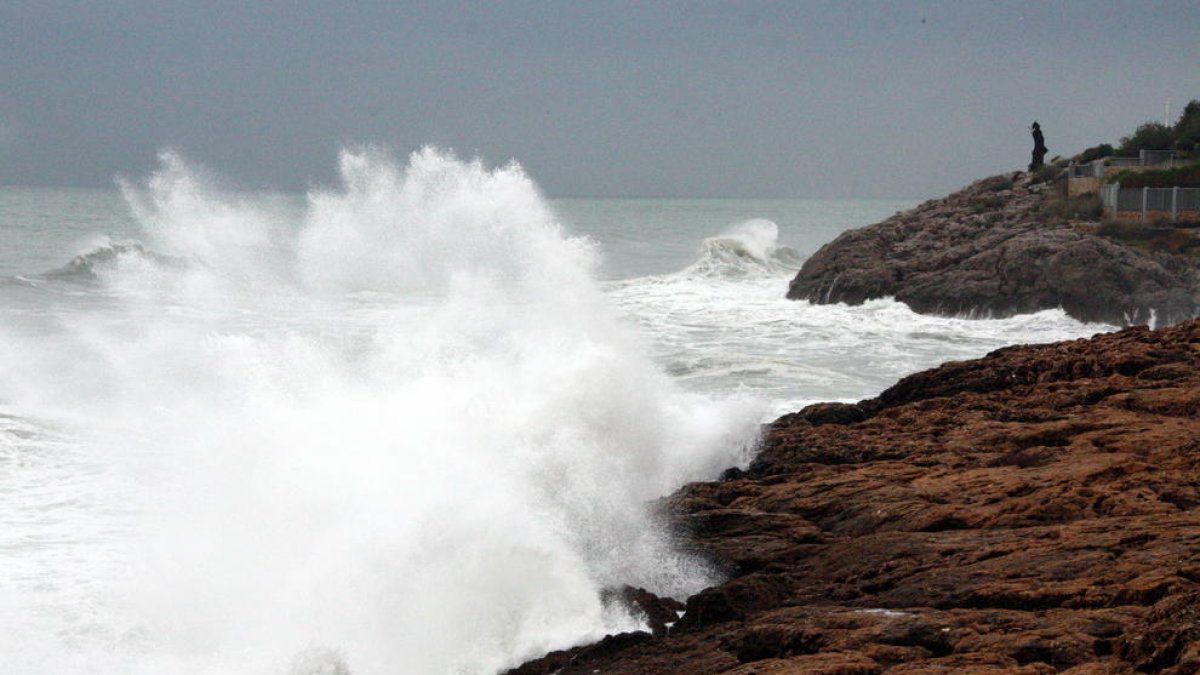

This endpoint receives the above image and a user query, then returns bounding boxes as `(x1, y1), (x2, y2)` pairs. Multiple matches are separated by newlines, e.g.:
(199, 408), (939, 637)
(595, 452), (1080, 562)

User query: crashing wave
(0, 147), (765, 674)
(681, 219), (802, 279)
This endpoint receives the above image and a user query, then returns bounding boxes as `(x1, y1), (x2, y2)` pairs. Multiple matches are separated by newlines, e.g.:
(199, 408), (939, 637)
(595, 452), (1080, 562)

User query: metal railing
(1141, 149), (1176, 165)
(1099, 183), (1120, 207)
(1100, 185), (1200, 222)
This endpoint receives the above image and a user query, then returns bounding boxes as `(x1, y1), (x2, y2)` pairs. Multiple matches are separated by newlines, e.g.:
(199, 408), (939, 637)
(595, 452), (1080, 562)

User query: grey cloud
(1, 1), (1198, 198)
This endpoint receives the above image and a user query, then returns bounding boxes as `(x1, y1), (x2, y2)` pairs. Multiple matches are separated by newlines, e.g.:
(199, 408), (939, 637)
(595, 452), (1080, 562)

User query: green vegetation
(1112, 162), (1200, 188)
(1075, 144), (1114, 164)
(1174, 100), (1200, 150)
(1117, 122), (1175, 154)
(1073, 99), (1200, 161)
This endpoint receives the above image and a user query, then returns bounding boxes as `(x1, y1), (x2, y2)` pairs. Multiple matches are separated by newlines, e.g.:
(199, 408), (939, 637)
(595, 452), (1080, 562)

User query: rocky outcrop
(510, 320), (1200, 674)
(787, 172), (1200, 325)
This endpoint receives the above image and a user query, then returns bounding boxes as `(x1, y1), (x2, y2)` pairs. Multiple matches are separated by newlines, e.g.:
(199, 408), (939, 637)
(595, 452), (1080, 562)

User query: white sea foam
(608, 217), (1116, 418)
(0, 148), (763, 674)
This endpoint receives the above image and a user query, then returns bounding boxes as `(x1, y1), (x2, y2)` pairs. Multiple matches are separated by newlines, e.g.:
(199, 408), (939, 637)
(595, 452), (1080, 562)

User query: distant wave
(680, 219), (802, 279)
(39, 241), (188, 282)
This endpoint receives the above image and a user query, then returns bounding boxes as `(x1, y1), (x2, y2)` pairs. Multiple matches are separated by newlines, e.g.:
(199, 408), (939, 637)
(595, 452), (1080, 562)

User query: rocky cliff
(511, 320), (1200, 674)
(787, 172), (1200, 326)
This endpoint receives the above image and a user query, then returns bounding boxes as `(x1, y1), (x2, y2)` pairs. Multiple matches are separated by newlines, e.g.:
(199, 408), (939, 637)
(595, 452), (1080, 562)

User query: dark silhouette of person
(1029, 121), (1048, 171)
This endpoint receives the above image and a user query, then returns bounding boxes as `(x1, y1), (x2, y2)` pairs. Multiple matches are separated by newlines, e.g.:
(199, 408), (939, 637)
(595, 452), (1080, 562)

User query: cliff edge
(786, 171), (1200, 326)
(511, 320), (1200, 674)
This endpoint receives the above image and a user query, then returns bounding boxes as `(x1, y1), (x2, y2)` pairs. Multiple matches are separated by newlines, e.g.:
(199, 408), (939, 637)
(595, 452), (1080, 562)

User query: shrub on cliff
(1119, 122), (1175, 155)
(1115, 162), (1200, 188)
(1175, 100), (1200, 145)
(1110, 100), (1200, 158)
(1075, 143), (1114, 164)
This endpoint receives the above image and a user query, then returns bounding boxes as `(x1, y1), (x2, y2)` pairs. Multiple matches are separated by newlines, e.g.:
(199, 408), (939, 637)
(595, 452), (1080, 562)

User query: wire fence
(1101, 185), (1200, 223)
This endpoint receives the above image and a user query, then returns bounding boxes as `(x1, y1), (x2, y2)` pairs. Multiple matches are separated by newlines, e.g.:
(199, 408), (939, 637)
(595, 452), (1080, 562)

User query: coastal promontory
(786, 170), (1200, 326)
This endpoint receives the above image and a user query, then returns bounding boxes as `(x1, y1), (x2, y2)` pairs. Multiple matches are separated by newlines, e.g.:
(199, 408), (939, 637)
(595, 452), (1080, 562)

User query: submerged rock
(787, 172), (1200, 325)
(511, 320), (1200, 674)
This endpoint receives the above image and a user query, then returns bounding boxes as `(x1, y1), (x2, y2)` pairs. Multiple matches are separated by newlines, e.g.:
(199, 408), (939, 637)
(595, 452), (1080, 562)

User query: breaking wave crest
(681, 219), (802, 279)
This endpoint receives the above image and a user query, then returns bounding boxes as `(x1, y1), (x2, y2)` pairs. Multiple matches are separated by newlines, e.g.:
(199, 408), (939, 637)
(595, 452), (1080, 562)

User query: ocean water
(0, 148), (1114, 675)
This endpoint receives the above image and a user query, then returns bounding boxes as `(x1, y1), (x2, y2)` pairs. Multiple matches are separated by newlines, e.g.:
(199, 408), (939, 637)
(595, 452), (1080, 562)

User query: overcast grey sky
(2, 1), (1198, 198)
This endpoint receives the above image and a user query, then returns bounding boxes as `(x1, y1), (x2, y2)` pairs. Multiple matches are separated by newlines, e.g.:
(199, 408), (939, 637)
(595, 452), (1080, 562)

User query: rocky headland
(511, 320), (1200, 674)
(786, 170), (1200, 326)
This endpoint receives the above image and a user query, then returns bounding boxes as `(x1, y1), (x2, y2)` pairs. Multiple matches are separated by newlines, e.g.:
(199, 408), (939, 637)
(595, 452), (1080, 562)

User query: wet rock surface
(509, 321), (1200, 674)
(786, 172), (1200, 325)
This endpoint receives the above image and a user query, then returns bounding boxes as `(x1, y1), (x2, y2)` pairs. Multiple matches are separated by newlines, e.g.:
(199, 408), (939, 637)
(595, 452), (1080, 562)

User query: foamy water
(0, 150), (1114, 674)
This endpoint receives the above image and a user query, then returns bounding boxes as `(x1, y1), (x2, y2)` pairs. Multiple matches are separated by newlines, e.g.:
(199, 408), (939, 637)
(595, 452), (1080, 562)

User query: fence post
(1142, 187), (1148, 223)
(1172, 186), (1179, 223)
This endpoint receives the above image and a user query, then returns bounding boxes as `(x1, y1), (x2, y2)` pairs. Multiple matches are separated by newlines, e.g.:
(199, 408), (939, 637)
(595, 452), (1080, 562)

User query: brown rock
(509, 321), (1200, 674)
(723, 652), (881, 674)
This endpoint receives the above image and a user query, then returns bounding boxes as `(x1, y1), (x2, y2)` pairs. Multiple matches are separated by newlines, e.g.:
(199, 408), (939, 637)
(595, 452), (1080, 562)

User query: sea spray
(0, 148), (764, 674)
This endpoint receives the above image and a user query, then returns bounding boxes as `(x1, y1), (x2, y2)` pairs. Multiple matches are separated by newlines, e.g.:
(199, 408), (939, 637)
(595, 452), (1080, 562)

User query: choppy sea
(0, 149), (1113, 674)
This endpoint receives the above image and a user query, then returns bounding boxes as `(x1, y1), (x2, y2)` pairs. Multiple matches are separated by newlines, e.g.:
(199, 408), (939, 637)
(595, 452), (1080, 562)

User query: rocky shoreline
(510, 320), (1200, 674)
(787, 171), (1200, 326)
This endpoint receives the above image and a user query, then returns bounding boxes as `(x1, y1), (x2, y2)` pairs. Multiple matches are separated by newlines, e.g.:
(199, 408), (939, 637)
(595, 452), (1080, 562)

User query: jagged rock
(603, 586), (686, 637)
(509, 321), (1200, 674)
(786, 172), (1200, 325)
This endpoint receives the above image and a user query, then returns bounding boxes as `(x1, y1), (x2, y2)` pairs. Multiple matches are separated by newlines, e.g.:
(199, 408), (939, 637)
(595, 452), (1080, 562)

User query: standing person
(1030, 121), (1048, 171)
